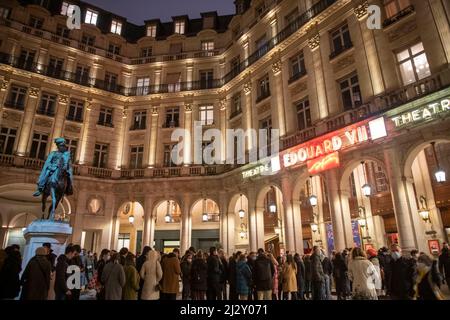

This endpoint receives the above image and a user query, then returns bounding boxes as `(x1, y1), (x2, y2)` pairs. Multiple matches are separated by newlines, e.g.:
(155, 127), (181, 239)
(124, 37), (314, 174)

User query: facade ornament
(29, 87), (40, 98)
(0, 79), (9, 91)
(272, 60), (282, 75)
(58, 94), (70, 104)
(354, 1), (369, 20)
(308, 34), (320, 51)
(122, 107), (128, 119)
(85, 99), (93, 111)
(151, 107), (159, 116)
(185, 103), (193, 113)
(219, 99), (227, 111)
(243, 81), (252, 95)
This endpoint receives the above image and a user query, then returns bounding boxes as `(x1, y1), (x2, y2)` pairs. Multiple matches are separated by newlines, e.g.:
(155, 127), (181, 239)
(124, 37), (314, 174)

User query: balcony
(4, 100), (25, 111)
(36, 108), (55, 117)
(256, 90), (271, 103)
(288, 70), (307, 84)
(66, 115), (83, 123)
(130, 124), (146, 131)
(329, 41), (353, 60)
(97, 121), (114, 128)
(383, 5), (415, 28)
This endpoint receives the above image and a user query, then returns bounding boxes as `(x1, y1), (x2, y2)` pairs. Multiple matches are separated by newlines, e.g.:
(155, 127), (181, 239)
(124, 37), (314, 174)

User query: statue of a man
(33, 137), (74, 220)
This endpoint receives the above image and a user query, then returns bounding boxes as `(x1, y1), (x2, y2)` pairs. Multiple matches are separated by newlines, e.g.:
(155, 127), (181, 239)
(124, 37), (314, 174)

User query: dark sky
(84, 0), (236, 24)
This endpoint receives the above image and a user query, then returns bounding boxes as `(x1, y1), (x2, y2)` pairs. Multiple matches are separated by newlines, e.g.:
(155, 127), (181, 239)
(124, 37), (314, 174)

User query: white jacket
(139, 251), (163, 300)
(348, 257), (379, 299)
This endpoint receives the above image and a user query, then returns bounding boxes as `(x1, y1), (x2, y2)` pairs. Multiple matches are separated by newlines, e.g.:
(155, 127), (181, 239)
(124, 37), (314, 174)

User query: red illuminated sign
(307, 152), (340, 175)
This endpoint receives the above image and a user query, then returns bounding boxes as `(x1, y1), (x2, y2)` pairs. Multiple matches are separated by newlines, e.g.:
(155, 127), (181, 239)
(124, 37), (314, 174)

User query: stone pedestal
(22, 220), (73, 270)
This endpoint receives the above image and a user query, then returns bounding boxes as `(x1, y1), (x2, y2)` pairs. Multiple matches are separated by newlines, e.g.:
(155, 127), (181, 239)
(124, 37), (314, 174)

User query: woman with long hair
(282, 254), (298, 300)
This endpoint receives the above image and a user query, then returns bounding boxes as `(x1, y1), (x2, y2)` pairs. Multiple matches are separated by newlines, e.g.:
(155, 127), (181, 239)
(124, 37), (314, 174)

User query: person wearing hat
(33, 137), (73, 200)
(367, 247), (382, 297)
(20, 247), (52, 300)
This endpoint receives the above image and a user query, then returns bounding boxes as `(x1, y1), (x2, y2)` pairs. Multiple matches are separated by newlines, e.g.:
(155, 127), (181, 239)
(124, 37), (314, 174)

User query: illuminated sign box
(391, 97), (450, 128)
(242, 156), (280, 179)
(307, 152), (340, 175)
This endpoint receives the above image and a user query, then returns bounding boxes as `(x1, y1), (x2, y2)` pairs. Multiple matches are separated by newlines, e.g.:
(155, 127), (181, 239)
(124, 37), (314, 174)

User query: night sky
(84, 0), (236, 24)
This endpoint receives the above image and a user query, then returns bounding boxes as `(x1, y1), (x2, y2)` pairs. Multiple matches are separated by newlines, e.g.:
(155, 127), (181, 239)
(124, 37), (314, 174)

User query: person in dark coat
(438, 243), (450, 290)
(389, 244), (417, 300)
(43, 243), (57, 271)
(0, 245), (22, 299)
(69, 244), (83, 300)
(54, 245), (76, 300)
(181, 252), (193, 300)
(294, 253), (305, 300)
(190, 250), (208, 300)
(321, 250), (333, 300)
(236, 254), (252, 300)
(416, 254), (445, 300)
(228, 252), (238, 300)
(96, 249), (110, 300)
(332, 252), (349, 300)
(310, 246), (325, 300)
(218, 249), (229, 300)
(207, 247), (223, 300)
(246, 252), (257, 300)
(378, 247), (392, 296)
(303, 253), (312, 299)
(20, 247), (51, 300)
(253, 248), (274, 300)
(136, 246), (151, 300)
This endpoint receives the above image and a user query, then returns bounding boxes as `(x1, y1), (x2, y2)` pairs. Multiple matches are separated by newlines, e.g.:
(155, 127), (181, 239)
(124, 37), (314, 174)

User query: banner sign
(326, 222), (335, 254)
(352, 220), (362, 248)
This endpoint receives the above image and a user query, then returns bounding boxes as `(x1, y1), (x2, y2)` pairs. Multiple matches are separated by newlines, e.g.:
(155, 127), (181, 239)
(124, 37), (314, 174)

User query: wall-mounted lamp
(431, 142), (446, 183)
(418, 195), (431, 223)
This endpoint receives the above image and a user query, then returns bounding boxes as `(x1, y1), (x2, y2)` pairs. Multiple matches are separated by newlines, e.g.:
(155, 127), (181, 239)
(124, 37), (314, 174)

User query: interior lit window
(397, 42), (431, 85)
(85, 9), (98, 25)
(147, 25), (157, 37)
(60, 2), (75, 16)
(111, 20), (122, 35)
(383, 0), (411, 18)
(174, 20), (185, 34)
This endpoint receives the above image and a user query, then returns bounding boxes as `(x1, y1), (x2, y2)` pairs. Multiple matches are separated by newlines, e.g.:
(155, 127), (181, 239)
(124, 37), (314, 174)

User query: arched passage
(117, 201), (144, 254)
(228, 193), (249, 252)
(190, 198), (220, 252)
(153, 199), (182, 253)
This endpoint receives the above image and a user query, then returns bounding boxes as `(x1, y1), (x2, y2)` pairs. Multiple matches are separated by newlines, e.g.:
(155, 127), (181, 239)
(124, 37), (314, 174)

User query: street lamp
(309, 195), (318, 207)
(128, 215), (135, 224)
(238, 194), (245, 219)
(360, 161), (372, 197)
(431, 142), (446, 183)
(202, 213), (209, 222)
(164, 214), (171, 223)
(418, 195), (431, 223)
(357, 206), (367, 228)
(165, 200), (172, 223)
(269, 203), (277, 213)
(310, 222), (319, 233)
(239, 223), (247, 239)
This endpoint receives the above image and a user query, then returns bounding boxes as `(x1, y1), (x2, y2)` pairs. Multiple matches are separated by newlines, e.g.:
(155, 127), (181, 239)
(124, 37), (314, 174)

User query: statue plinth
(22, 220), (73, 270)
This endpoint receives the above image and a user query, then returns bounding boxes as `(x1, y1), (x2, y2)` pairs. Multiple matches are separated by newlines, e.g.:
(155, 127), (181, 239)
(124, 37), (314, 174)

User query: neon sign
(307, 152), (340, 175)
(391, 98), (450, 128)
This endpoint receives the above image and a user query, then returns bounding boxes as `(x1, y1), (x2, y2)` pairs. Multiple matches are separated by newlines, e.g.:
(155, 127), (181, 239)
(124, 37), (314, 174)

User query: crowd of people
(0, 241), (449, 301)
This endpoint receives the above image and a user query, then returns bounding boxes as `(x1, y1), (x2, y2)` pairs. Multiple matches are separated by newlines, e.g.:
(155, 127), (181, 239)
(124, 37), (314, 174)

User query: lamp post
(202, 198), (209, 222)
(431, 142), (446, 183)
(360, 161), (372, 197)
(165, 200), (172, 223)
(128, 215), (135, 224)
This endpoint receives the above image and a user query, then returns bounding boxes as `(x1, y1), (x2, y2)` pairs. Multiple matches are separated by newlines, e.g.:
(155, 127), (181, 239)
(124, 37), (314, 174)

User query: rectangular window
(285, 8), (299, 25)
(29, 16), (44, 29)
(65, 138), (78, 161)
(199, 105), (214, 126)
(111, 20), (122, 35)
(396, 42), (431, 85)
(136, 77), (150, 96)
(108, 44), (120, 55)
(131, 111), (147, 130)
(203, 16), (215, 29)
(67, 100), (84, 122)
(290, 51), (306, 80)
(166, 73), (181, 93)
(81, 34), (95, 46)
(255, 35), (267, 50)
(230, 56), (240, 73)
(201, 41), (215, 52)
(0, 7), (11, 19)
(85, 9), (98, 25)
(93, 143), (108, 168)
(200, 70), (214, 89)
(6, 86), (27, 110)
(174, 20), (185, 34)
(98, 107), (114, 127)
(37, 93), (56, 116)
(384, 0), (411, 18)
(257, 74), (270, 102)
(104, 72), (118, 91)
(330, 24), (352, 58)
(47, 56), (64, 77)
(231, 93), (242, 118)
(0, 127), (17, 155)
(260, 117), (272, 154)
(163, 144), (176, 167)
(61, 2), (76, 16)
(56, 24), (70, 38)
(296, 98), (312, 131)
(75, 65), (90, 85)
(30, 133), (48, 160)
(339, 74), (362, 110)
(18, 49), (35, 70)
(140, 47), (152, 57)
(164, 108), (180, 128)
(129, 145), (144, 169)
(147, 25), (157, 37)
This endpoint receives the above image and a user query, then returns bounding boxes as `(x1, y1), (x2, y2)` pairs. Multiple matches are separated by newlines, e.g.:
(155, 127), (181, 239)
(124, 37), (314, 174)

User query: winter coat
(181, 260), (192, 287)
(416, 261), (445, 300)
(101, 262), (126, 300)
(54, 254), (70, 296)
(140, 251), (163, 300)
(332, 254), (349, 294)
(369, 256), (382, 290)
(303, 255), (312, 281)
(310, 253), (325, 282)
(295, 257), (305, 292)
(236, 260), (252, 296)
(390, 256), (417, 299)
(20, 255), (51, 300)
(282, 262), (297, 293)
(348, 257), (379, 300)
(439, 248), (450, 279)
(253, 254), (274, 291)
(0, 250), (22, 299)
(122, 265), (140, 300)
(190, 258), (208, 291)
(207, 255), (223, 285)
(322, 257), (333, 276)
(85, 256), (95, 281)
(220, 256), (228, 284)
(228, 258), (236, 288)
(161, 253), (181, 294)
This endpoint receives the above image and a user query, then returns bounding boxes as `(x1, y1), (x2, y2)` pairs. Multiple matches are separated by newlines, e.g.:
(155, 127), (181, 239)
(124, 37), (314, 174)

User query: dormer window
(174, 20), (185, 34)
(147, 24), (157, 37)
(203, 16), (215, 29)
(111, 20), (122, 35)
(85, 9), (98, 25)
(61, 2), (75, 16)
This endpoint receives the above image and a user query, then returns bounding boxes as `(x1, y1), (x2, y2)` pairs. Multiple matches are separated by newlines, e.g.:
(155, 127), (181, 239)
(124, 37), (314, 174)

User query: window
(296, 99), (312, 131)
(136, 77), (150, 96)
(129, 145), (144, 169)
(147, 24), (157, 38)
(111, 20), (122, 35)
(98, 107), (114, 127)
(166, 73), (181, 93)
(18, 49), (35, 70)
(47, 57), (63, 77)
(163, 144), (176, 167)
(141, 47), (152, 57)
(257, 74), (270, 102)
(29, 16), (44, 29)
(37, 93), (56, 116)
(6, 86), (27, 109)
(260, 117), (273, 154)
(67, 100), (84, 122)
(174, 20), (185, 34)
(65, 138), (78, 161)
(200, 70), (214, 89)
(169, 43), (183, 54)
(0, 128), (17, 155)
(118, 233), (130, 249)
(256, 3), (267, 17)
(230, 56), (240, 72)
(81, 34), (95, 46)
(370, 162), (389, 193)
(199, 105), (214, 126)
(396, 42), (431, 85)
(285, 8), (299, 25)
(330, 24), (352, 58)
(255, 35), (267, 50)
(290, 51), (306, 80)
(108, 44), (121, 55)
(340, 74), (362, 110)
(201, 41), (214, 52)
(93, 143), (108, 168)
(384, 0), (411, 18)
(104, 72), (118, 91)
(56, 24), (70, 38)
(164, 107), (180, 128)
(30, 133), (48, 160)
(0, 7), (11, 19)
(131, 111), (147, 130)
(61, 2), (76, 16)
(231, 93), (242, 117)
(85, 9), (98, 25)
(75, 65), (90, 84)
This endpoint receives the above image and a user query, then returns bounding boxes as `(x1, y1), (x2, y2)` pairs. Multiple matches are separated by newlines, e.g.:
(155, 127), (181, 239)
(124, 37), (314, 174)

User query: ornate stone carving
(151, 107), (159, 115)
(0, 80), (9, 91)
(64, 124), (81, 134)
(2, 111), (22, 122)
(257, 103), (271, 115)
(333, 54), (356, 73)
(122, 108), (128, 119)
(354, 1), (369, 20)
(29, 87), (40, 98)
(58, 94), (69, 104)
(243, 81), (252, 95)
(34, 118), (53, 128)
(291, 82), (308, 96)
(387, 20), (417, 42)
(308, 34), (320, 51)
(185, 103), (193, 112)
(219, 99), (227, 111)
(272, 60), (282, 75)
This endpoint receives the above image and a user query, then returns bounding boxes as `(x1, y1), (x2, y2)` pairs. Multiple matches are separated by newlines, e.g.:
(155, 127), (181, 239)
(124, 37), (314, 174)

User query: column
(249, 188), (265, 252)
(243, 78), (255, 152)
(0, 79), (10, 128)
(281, 175), (296, 253)
(219, 192), (230, 254)
(219, 98), (228, 163)
(0, 227), (8, 249)
(16, 87), (40, 156)
(143, 107), (152, 168)
(49, 94), (69, 152)
(71, 190), (88, 245)
(65, 54), (77, 74)
(186, 63), (194, 90)
(120, 107), (131, 169)
(183, 103), (193, 165)
(180, 194), (192, 254)
(148, 107), (159, 167)
(426, 0), (450, 64)
(312, 176), (329, 251)
(7, 38), (18, 57)
(143, 196), (156, 248)
(270, 57), (286, 137)
(36, 47), (48, 72)
(154, 69), (162, 91)
(121, 70), (132, 91)
(384, 148), (419, 252)
(77, 99), (93, 165)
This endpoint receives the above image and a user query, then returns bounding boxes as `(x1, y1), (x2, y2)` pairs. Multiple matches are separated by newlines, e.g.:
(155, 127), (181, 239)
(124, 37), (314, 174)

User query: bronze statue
(33, 137), (74, 220)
